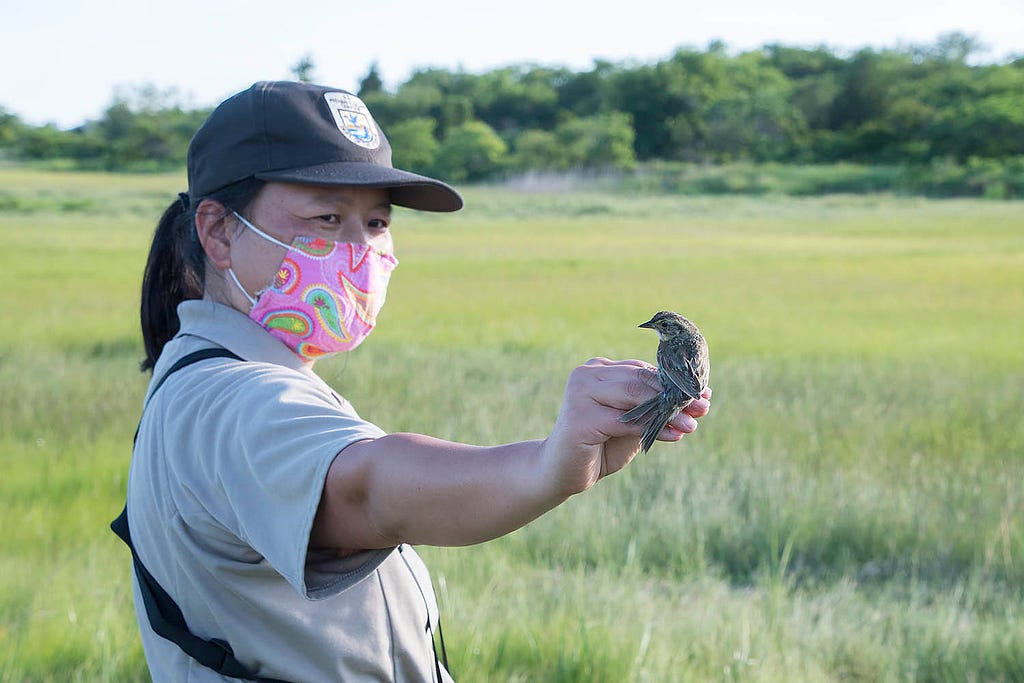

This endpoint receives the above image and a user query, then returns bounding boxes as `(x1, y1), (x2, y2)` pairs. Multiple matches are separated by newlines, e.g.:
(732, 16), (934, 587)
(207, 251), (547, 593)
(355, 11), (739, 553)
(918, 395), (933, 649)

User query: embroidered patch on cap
(324, 92), (380, 150)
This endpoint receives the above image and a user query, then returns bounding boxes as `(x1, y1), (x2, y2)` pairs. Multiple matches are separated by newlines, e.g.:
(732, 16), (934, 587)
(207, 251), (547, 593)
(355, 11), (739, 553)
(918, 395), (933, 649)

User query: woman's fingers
(566, 360), (711, 449)
(577, 364), (712, 422)
(683, 395), (711, 418)
(587, 367), (663, 412)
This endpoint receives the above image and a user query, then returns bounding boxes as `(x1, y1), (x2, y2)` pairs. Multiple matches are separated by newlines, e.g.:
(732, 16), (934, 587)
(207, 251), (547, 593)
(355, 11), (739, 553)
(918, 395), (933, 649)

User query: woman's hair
(139, 178), (265, 372)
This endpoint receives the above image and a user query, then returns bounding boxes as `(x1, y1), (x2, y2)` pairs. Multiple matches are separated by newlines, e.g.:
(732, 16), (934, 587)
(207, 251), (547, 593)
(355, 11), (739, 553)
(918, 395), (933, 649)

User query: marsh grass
(1, 169), (1022, 681)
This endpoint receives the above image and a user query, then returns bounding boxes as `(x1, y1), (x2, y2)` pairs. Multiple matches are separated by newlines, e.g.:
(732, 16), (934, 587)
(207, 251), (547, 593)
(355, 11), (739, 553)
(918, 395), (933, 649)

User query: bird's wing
(662, 358), (702, 401)
(694, 350), (710, 390)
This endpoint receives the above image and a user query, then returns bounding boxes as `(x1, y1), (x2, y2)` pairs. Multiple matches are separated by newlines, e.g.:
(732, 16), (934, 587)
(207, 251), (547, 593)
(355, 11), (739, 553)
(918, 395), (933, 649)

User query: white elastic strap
(232, 211), (291, 249)
(226, 267), (257, 307)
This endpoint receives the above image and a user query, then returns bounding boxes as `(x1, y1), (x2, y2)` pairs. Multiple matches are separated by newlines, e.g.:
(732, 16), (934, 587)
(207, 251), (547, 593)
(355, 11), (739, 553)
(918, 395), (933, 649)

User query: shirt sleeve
(157, 360), (387, 597)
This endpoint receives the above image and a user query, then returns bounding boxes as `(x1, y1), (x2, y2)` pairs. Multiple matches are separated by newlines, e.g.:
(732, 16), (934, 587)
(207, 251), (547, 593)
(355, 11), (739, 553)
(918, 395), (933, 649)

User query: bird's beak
(638, 318), (656, 329)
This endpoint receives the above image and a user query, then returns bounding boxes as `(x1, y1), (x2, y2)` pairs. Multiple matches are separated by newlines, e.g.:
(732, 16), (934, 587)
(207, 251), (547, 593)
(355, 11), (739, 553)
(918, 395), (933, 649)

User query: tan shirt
(128, 299), (451, 681)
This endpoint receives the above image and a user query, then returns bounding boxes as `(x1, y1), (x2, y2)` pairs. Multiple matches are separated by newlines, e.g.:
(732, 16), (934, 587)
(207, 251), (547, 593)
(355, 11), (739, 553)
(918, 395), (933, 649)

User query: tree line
(2, 34), (1022, 186)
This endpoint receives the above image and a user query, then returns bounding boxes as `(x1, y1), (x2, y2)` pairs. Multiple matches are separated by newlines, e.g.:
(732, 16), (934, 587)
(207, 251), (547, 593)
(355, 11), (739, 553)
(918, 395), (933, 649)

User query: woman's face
(223, 181), (393, 314)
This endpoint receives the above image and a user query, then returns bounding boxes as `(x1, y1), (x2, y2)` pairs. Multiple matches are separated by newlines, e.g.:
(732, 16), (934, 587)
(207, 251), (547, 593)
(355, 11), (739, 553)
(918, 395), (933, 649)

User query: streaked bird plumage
(619, 311), (710, 453)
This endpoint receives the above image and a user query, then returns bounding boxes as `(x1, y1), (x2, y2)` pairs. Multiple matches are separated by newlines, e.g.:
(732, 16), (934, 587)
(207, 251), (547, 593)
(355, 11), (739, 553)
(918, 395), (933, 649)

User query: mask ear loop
(226, 211), (291, 309)
(232, 211), (291, 249)
(226, 267), (257, 308)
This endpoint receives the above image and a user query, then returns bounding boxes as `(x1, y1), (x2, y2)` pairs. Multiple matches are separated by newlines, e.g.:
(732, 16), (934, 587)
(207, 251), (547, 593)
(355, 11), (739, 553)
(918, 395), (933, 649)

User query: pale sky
(2, 0), (1021, 129)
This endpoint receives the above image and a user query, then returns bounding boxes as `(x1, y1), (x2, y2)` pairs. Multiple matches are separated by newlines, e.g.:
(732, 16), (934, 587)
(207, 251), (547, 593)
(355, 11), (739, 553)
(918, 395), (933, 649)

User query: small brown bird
(619, 311), (710, 453)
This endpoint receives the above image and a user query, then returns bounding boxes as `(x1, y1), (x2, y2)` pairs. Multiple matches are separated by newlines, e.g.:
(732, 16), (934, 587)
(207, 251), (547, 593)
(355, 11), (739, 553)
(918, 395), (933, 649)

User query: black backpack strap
(110, 507), (287, 682)
(132, 348), (245, 446)
(112, 348), (289, 682)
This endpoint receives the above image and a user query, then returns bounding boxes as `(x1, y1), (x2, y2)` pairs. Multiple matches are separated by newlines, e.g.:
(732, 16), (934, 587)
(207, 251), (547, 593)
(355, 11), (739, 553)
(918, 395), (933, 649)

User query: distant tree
(0, 107), (26, 148)
(95, 101), (134, 142)
(438, 96), (474, 135)
(557, 112), (636, 169)
(15, 124), (70, 159)
(930, 91), (1024, 160)
(109, 83), (188, 113)
(373, 79), (474, 140)
(927, 31), (984, 64)
(358, 62), (384, 97)
(763, 44), (845, 80)
(509, 129), (565, 170)
(829, 49), (907, 132)
(763, 45), (845, 135)
(556, 60), (614, 117)
(291, 55), (316, 83)
(703, 52), (810, 161)
(366, 83), (442, 133)
(385, 116), (439, 174)
(79, 88), (206, 168)
(473, 65), (563, 134)
(608, 63), (678, 160)
(433, 120), (507, 182)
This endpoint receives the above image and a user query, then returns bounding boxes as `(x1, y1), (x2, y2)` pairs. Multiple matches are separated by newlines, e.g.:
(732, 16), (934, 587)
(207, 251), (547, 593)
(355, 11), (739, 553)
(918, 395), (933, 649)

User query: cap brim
(255, 162), (463, 212)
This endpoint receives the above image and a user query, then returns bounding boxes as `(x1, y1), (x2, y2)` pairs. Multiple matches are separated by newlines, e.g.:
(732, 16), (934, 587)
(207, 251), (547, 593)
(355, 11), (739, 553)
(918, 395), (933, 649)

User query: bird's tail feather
(638, 406), (675, 454)
(621, 397), (677, 454)
(619, 397), (660, 424)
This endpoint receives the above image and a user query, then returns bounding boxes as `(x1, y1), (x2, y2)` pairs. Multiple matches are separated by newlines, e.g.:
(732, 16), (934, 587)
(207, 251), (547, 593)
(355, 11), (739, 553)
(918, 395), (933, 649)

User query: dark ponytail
(139, 179), (265, 372)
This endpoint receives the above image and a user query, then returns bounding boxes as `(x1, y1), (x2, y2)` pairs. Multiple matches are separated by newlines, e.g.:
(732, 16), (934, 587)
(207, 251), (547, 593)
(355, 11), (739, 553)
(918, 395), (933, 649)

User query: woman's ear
(195, 199), (234, 270)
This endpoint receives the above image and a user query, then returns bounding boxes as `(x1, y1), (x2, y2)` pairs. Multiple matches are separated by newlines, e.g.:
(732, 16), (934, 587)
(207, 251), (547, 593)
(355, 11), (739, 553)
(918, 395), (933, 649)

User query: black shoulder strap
(111, 348), (289, 682)
(146, 347), (245, 415)
(131, 348), (245, 446)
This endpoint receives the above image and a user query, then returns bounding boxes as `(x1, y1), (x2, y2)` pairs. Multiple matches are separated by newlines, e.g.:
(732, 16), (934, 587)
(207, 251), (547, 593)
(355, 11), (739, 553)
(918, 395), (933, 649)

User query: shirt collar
(175, 299), (313, 374)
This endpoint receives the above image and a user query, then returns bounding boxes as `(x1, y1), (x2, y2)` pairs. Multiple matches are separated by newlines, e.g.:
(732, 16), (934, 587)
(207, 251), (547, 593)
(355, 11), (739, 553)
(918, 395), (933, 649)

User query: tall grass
(1, 168), (1022, 681)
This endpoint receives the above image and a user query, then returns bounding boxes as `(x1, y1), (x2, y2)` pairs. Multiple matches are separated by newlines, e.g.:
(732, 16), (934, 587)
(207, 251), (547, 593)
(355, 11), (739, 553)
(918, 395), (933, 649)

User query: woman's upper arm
(310, 438), (398, 553)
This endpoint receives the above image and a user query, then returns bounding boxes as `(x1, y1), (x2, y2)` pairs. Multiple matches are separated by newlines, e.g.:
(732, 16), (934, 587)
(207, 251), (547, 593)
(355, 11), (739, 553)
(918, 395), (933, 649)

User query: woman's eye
(317, 214), (341, 224)
(368, 218), (390, 230)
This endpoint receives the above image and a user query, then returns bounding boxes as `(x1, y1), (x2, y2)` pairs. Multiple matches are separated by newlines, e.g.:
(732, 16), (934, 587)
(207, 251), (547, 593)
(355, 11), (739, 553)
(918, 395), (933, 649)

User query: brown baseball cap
(186, 81), (463, 212)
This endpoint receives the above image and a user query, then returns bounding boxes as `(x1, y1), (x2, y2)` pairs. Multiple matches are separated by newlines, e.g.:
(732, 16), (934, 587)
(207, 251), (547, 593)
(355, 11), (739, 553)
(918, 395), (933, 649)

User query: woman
(117, 80), (711, 682)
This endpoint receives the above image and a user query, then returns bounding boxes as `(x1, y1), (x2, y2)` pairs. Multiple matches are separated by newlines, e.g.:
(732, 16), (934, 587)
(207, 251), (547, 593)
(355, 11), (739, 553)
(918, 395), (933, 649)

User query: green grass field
(1, 168), (1022, 681)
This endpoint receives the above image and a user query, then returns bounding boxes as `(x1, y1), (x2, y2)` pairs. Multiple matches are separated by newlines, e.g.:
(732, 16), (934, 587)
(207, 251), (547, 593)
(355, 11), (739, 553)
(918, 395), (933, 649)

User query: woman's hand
(540, 358), (711, 498)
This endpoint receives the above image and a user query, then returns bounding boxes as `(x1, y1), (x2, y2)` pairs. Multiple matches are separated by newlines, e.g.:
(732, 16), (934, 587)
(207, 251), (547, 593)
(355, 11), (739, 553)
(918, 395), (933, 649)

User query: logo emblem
(324, 92), (380, 149)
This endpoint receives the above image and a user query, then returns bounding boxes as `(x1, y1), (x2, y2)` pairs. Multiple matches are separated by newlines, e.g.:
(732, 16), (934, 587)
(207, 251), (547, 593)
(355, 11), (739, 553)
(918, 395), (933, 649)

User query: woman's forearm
(313, 433), (567, 551)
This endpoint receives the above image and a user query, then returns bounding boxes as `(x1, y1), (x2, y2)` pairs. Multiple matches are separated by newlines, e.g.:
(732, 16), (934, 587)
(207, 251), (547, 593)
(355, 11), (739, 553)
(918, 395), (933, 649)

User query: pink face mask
(228, 212), (398, 361)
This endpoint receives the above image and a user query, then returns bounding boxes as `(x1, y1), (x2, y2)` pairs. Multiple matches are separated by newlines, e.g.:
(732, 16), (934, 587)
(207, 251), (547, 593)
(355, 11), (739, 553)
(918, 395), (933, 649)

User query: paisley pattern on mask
(303, 286), (351, 343)
(260, 309), (313, 338)
(273, 258), (301, 295)
(348, 242), (373, 270)
(296, 341), (332, 359)
(247, 240), (397, 361)
(338, 273), (375, 326)
(293, 235), (335, 258)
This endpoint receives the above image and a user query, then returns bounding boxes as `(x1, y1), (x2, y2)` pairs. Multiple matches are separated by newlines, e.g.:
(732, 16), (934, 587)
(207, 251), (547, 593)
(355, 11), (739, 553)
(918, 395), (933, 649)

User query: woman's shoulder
(150, 337), (335, 409)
